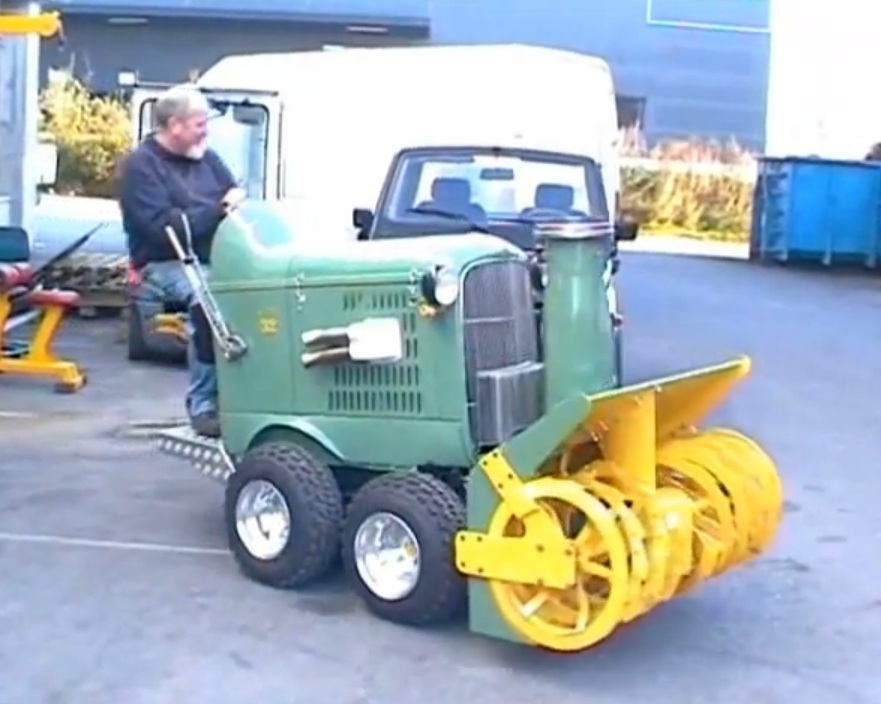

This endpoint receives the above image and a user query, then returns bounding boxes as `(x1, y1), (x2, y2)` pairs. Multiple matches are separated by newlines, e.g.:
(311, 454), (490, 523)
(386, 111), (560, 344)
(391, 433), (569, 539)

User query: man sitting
(119, 84), (244, 438)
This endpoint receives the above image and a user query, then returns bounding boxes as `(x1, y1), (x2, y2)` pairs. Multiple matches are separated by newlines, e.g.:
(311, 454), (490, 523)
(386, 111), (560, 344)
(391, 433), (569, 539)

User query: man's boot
(191, 410), (221, 438)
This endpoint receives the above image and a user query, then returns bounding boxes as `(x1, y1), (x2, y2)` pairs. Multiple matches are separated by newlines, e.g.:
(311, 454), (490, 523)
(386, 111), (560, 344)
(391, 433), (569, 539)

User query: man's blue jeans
(141, 261), (218, 418)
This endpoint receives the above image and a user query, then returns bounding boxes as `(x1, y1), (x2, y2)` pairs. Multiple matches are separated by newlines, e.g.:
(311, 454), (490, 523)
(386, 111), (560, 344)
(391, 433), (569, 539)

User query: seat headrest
(431, 177), (472, 204)
(535, 183), (575, 210)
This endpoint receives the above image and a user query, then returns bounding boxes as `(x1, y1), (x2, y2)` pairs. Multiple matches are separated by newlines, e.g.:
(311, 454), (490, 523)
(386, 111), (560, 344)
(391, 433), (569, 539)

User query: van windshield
(381, 148), (609, 229)
(137, 99), (269, 198)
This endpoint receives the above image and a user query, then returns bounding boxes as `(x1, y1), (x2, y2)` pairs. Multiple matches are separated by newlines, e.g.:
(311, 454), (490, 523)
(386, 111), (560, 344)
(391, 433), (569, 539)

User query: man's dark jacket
(119, 136), (236, 268)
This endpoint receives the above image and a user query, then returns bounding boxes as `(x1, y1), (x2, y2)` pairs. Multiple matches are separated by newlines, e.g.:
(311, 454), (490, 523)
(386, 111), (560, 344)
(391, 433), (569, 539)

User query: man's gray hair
(153, 84), (210, 129)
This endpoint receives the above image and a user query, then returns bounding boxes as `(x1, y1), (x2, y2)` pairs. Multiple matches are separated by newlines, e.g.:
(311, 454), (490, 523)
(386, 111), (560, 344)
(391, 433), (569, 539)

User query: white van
(130, 44), (622, 236)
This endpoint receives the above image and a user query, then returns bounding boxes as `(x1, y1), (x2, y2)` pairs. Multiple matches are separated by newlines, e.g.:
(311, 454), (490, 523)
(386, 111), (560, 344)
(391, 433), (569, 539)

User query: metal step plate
(156, 425), (235, 482)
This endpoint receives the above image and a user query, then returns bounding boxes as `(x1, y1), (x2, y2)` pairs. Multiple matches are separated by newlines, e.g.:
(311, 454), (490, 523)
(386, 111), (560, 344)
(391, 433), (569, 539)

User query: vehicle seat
(416, 177), (487, 222)
(522, 183), (589, 218)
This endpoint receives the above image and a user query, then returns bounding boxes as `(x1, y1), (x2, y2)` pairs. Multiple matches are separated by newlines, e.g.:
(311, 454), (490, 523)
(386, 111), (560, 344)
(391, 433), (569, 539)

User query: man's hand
(222, 187), (246, 212)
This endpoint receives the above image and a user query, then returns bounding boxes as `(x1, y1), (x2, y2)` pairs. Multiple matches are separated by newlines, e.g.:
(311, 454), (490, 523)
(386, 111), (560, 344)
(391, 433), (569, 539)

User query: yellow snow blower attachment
(458, 355), (782, 652)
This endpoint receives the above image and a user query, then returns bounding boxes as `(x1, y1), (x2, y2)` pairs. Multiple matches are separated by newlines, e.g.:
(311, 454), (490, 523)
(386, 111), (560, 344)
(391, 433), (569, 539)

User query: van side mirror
(232, 104), (267, 126)
(614, 221), (639, 241)
(0, 226), (31, 263)
(353, 208), (374, 239)
(36, 142), (58, 192)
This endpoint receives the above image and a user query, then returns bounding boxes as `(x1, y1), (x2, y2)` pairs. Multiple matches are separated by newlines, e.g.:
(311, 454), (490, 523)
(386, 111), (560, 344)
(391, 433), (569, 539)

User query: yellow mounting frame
(0, 11), (62, 37)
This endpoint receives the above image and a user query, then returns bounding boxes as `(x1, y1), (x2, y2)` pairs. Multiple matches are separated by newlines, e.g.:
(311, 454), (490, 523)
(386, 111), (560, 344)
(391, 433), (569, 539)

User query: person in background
(865, 143), (881, 161)
(118, 84), (245, 438)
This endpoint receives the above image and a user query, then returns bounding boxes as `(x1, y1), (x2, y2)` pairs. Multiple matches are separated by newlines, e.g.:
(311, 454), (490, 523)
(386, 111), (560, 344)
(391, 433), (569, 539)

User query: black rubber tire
(341, 471), (466, 626)
(126, 301), (152, 362)
(225, 441), (344, 589)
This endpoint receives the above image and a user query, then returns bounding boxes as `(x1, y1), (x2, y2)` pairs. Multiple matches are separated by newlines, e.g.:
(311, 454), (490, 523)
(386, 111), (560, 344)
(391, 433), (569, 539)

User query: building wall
(40, 15), (423, 89)
(48, 0), (430, 25)
(42, 0), (771, 148)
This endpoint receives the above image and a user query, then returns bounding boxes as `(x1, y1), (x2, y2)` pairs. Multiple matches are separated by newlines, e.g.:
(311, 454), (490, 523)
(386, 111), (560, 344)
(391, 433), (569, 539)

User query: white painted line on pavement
(0, 411), (39, 419)
(0, 531), (229, 556)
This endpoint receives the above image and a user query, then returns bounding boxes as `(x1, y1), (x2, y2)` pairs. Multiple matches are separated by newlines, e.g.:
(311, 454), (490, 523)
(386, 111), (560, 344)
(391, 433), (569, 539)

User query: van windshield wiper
(406, 206), (493, 235)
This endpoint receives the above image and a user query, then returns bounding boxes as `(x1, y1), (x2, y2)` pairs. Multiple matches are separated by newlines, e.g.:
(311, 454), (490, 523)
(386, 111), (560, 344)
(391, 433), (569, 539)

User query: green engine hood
(210, 201), (527, 288)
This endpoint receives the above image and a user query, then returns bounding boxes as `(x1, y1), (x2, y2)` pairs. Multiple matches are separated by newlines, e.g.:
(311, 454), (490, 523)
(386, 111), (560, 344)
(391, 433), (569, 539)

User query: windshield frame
(371, 145), (610, 240)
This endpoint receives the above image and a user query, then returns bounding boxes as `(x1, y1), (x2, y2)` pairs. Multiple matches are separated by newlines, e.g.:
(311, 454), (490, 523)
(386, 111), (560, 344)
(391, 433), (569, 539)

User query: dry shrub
(40, 75), (131, 198)
(620, 167), (754, 240)
(619, 128), (756, 241)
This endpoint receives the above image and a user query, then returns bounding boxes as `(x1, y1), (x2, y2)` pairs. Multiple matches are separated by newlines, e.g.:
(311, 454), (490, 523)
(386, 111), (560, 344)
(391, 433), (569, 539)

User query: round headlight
(421, 265), (459, 307)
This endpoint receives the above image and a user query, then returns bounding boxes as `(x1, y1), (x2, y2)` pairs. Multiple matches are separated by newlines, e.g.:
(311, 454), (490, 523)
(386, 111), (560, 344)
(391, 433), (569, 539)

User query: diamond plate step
(156, 425), (235, 482)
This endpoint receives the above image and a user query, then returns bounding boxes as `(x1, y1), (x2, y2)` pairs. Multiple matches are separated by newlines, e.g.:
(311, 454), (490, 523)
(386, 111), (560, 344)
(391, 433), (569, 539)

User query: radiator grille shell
(461, 259), (543, 447)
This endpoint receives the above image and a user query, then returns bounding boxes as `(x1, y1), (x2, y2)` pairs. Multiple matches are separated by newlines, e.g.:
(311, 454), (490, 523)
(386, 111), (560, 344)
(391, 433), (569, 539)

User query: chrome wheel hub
(353, 511), (421, 601)
(235, 479), (291, 561)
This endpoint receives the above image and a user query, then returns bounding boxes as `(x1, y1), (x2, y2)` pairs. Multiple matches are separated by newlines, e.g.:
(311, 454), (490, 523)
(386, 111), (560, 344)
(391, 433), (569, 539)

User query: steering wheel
(520, 207), (574, 221)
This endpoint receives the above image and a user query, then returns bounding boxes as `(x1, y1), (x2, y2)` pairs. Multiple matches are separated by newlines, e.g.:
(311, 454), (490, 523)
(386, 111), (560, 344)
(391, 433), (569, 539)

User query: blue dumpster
(750, 156), (881, 268)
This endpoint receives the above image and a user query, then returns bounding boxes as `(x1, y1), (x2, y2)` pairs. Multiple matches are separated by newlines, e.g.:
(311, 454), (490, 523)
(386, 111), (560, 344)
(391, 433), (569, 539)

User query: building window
(616, 95), (646, 130)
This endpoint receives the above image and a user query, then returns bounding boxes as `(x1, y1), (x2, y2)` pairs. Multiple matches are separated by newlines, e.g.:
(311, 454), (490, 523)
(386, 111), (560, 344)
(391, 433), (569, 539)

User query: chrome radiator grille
(461, 260), (543, 447)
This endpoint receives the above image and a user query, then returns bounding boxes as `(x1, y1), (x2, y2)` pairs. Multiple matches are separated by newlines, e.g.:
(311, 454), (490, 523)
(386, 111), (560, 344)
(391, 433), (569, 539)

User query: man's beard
(186, 141), (207, 160)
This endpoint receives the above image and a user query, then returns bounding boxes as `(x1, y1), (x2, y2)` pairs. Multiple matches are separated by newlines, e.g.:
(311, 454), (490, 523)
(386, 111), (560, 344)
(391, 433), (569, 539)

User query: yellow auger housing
(0, 11), (62, 37)
(457, 356), (783, 652)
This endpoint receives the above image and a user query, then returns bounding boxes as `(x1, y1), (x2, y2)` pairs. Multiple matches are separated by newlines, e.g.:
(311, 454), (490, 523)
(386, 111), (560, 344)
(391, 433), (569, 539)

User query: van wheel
(342, 472), (466, 626)
(225, 441), (344, 588)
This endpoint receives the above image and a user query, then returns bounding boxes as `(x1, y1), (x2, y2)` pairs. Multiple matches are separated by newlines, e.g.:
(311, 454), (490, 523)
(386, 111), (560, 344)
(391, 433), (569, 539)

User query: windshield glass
(382, 148), (608, 225)
(137, 99), (269, 198)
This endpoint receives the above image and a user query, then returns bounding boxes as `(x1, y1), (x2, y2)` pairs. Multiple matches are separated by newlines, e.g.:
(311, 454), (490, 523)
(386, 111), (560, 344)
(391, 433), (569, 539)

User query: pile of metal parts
(31, 193), (128, 309)
(40, 252), (129, 308)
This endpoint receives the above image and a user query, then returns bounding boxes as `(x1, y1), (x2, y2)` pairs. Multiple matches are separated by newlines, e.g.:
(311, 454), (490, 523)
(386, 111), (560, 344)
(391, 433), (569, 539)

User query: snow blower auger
(456, 356), (782, 652)
(153, 200), (783, 655)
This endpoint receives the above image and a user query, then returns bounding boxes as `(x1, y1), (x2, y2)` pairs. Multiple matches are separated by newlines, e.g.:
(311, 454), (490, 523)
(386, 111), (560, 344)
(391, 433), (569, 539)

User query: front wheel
(225, 441), (344, 588)
(341, 472), (466, 626)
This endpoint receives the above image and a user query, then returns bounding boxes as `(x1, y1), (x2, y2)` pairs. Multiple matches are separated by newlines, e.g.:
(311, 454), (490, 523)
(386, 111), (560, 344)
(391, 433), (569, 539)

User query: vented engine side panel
(325, 289), (424, 417)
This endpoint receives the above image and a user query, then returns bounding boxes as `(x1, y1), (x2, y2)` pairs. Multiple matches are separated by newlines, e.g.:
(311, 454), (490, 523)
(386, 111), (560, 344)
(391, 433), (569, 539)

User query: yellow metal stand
(0, 265), (86, 393)
(0, 11), (62, 38)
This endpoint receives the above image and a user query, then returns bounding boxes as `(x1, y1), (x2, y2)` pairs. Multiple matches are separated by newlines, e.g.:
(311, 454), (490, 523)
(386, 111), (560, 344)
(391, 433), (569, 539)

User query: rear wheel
(225, 441), (344, 588)
(126, 300), (152, 362)
(341, 472), (466, 626)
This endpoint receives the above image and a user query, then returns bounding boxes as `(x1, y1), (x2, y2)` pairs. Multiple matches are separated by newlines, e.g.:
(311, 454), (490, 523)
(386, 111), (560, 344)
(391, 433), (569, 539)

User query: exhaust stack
(541, 222), (617, 408)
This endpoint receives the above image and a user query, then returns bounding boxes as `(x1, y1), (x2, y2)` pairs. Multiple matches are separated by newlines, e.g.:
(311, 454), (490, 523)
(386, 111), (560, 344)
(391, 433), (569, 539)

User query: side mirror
(36, 142), (58, 192)
(614, 221), (639, 241)
(353, 208), (374, 240)
(232, 104), (267, 126)
(0, 226), (31, 263)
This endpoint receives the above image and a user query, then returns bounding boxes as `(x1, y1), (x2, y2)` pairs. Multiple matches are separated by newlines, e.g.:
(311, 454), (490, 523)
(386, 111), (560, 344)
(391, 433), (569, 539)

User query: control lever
(164, 214), (247, 361)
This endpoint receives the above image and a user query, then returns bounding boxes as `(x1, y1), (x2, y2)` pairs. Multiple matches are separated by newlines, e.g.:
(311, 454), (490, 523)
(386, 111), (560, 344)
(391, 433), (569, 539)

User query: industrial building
(43, 0), (771, 149)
